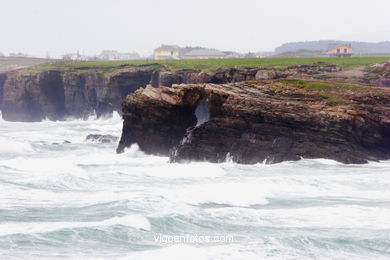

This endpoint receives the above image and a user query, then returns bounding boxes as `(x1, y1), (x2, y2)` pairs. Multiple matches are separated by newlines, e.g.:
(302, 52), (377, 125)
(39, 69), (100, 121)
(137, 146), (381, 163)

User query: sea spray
(1, 113), (390, 259)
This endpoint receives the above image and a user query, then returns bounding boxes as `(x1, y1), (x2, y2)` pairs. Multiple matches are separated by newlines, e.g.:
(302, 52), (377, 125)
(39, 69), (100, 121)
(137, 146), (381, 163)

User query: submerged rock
(51, 140), (71, 145)
(86, 134), (118, 143)
(117, 81), (390, 164)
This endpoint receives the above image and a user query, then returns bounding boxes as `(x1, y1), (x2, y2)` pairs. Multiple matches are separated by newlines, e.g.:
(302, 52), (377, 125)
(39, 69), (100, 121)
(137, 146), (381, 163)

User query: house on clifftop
(327, 44), (353, 57)
(154, 45), (180, 60)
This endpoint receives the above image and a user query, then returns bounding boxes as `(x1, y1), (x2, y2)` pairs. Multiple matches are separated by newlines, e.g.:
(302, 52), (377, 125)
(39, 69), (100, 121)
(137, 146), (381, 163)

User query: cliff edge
(117, 80), (390, 164)
(0, 63), (342, 121)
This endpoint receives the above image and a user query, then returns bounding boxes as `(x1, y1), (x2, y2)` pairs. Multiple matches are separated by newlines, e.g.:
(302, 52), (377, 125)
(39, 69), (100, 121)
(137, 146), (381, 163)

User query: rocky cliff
(0, 63), (341, 121)
(363, 62), (390, 87)
(0, 68), (157, 121)
(0, 73), (7, 110)
(117, 80), (390, 164)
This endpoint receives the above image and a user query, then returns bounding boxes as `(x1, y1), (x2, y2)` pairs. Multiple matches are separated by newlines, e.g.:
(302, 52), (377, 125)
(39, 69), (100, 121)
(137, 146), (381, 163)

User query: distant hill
(273, 49), (327, 58)
(275, 40), (390, 55)
(0, 52), (4, 57)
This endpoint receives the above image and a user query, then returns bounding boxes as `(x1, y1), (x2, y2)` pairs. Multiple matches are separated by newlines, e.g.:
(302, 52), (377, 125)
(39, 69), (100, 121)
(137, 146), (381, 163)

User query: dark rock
(255, 70), (277, 80)
(0, 63), (346, 122)
(288, 63), (342, 74)
(159, 70), (194, 87)
(210, 68), (259, 84)
(86, 134), (118, 143)
(51, 140), (71, 145)
(101, 69), (155, 115)
(1, 68), (157, 121)
(0, 73), (7, 108)
(61, 72), (101, 118)
(1, 70), (65, 122)
(363, 62), (390, 86)
(379, 77), (390, 87)
(117, 81), (390, 164)
(116, 85), (202, 154)
(158, 70), (213, 87)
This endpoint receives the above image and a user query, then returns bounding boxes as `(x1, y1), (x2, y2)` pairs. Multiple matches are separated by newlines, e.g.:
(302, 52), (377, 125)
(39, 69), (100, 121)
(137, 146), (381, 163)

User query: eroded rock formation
(0, 68), (156, 121)
(364, 62), (390, 87)
(117, 81), (390, 164)
(0, 73), (7, 109)
(116, 85), (203, 155)
(0, 63), (343, 121)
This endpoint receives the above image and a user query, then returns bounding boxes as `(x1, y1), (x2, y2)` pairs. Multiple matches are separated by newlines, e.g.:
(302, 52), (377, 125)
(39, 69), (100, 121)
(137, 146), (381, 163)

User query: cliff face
(158, 68), (260, 86)
(0, 73), (7, 109)
(116, 85), (203, 155)
(1, 70), (65, 121)
(1, 68), (156, 121)
(158, 64), (341, 86)
(0, 63), (341, 121)
(117, 81), (390, 164)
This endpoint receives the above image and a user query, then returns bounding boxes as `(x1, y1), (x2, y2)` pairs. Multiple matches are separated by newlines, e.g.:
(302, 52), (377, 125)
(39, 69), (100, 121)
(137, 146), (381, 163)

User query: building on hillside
(246, 52), (267, 58)
(98, 50), (120, 60)
(182, 49), (227, 59)
(327, 44), (353, 57)
(223, 51), (244, 58)
(154, 45), (180, 60)
(62, 51), (88, 61)
(98, 50), (140, 60)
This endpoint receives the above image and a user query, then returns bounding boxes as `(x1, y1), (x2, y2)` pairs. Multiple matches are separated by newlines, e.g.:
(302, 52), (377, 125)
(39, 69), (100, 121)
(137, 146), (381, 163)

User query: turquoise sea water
(0, 112), (390, 259)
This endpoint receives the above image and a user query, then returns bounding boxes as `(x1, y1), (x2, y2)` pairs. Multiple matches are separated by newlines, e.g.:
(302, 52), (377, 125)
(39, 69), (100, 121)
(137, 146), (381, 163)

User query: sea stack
(117, 80), (390, 164)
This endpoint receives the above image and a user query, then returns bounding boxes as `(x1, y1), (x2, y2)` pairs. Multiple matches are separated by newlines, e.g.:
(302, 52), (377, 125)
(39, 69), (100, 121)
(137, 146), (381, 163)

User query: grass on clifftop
(31, 56), (390, 72)
(281, 79), (385, 106)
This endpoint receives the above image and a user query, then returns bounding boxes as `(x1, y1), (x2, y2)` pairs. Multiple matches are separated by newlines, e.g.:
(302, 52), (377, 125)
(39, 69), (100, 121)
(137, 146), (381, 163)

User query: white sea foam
(120, 243), (381, 260)
(0, 214), (150, 236)
(200, 204), (390, 229)
(165, 182), (270, 207)
(1, 114), (390, 259)
(144, 162), (226, 179)
(121, 245), (211, 260)
(0, 138), (34, 155)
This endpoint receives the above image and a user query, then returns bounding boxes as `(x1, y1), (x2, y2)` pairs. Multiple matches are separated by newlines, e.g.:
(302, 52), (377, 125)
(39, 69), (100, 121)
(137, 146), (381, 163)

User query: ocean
(0, 112), (390, 259)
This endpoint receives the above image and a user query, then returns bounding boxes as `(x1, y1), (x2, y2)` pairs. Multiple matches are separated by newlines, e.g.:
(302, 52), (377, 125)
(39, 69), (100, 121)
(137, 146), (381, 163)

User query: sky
(1, 0), (390, 58)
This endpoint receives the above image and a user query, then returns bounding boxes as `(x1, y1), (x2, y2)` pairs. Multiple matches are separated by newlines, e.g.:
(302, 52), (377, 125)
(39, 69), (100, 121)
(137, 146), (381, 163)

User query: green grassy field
(34, 56), (390, 71)
(280, 79), (387, 106)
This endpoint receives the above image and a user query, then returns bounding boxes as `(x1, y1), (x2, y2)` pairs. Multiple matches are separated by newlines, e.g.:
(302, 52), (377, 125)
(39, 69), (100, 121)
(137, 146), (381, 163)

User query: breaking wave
(1, 112), (390, 259)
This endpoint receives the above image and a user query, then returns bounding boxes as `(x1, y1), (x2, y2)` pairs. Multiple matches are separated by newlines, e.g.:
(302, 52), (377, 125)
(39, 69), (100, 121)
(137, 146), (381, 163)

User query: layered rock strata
(117, 81), (390, 164)
(0, 63), (341, 121)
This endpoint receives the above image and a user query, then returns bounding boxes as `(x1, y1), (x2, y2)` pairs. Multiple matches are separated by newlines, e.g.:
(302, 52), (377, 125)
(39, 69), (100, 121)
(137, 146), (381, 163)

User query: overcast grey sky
(1, 0), (389, 58)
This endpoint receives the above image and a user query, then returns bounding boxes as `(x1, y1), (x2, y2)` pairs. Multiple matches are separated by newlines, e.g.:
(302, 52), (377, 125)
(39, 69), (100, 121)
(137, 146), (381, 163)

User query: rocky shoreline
(117, 80), (390, 164)
(2, 62), (390, 164)
(0, 63), (342, 121)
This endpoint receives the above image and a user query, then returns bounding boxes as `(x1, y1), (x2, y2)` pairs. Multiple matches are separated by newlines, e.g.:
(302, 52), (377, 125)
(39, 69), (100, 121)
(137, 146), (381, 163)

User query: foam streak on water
(0, 112), (390, 259)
